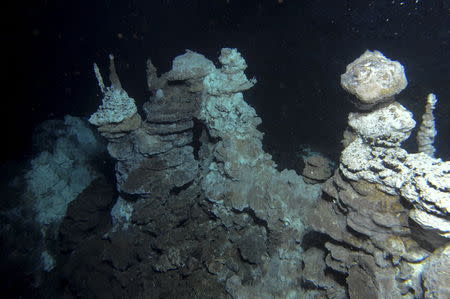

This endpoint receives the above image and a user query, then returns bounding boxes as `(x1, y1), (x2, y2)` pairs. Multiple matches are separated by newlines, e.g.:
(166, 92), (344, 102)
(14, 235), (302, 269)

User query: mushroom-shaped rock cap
(166, 50), (215, 81)
(341, 50), (407, 110)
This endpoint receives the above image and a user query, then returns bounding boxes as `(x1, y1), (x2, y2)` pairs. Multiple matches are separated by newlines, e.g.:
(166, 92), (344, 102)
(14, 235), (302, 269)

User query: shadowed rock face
(56, 180), (230, 299)
(59, 176), (115, 253)
(302, 155), (334, 184)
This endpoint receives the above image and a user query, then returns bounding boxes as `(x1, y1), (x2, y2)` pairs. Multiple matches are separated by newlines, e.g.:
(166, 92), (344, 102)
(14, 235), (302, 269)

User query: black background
(5, 0), (450, 164)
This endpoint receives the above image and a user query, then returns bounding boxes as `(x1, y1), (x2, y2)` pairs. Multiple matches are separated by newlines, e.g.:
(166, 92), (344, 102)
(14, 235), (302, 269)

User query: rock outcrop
(306, 50), (450, 299)
(57, 48), (448, 299)
(70, 48), (324, 298)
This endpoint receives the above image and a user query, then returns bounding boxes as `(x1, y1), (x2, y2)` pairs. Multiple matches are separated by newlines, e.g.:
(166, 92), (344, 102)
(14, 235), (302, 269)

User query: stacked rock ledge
(305, 50), (450, 299)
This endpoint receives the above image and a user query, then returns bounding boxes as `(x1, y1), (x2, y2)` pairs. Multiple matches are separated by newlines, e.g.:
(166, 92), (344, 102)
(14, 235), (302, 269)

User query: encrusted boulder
(341, 50), (407, 110)
(347, 102), (415, 147)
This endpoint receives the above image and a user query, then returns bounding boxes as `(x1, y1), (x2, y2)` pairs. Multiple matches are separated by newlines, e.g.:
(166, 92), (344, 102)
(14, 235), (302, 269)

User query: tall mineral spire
(417, 93), (438, 157)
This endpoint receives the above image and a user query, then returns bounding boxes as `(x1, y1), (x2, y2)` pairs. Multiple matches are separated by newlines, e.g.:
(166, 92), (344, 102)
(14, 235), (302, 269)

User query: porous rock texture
(341, 50), (407, 110)
(52, 48), (448, 299)
(199, 48), (324, 298)
(305, 51), (450, 299)
(55, 49), (323, 298)
(416, 93), (438, 157)
(89, 55), (138, 126)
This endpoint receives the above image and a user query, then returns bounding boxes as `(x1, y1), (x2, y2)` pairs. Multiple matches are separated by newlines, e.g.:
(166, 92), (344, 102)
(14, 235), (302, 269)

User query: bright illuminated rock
(341, 50), (407, 109)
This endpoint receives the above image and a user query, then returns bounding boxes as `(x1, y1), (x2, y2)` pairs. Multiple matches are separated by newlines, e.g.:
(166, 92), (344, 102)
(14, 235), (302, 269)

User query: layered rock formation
(306, 50), (450, 298)
(73, 48), (323, 298)
(58, 48), (448, 298)
(198, 48), (323, 298)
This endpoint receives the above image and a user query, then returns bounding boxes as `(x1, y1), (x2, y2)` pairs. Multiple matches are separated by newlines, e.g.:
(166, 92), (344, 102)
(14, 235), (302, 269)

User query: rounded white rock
(341, 50), (407, 110)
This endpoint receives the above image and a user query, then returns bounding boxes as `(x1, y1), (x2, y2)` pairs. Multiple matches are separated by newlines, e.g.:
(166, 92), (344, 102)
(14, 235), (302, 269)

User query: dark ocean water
(5, 0), (450, 164)
(1, 2), (449, 296)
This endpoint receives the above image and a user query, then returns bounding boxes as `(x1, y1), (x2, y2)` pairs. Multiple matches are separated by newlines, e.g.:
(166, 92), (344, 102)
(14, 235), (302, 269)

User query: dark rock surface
(58, 177), (115, 253)
(302, 155), (334, 184)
